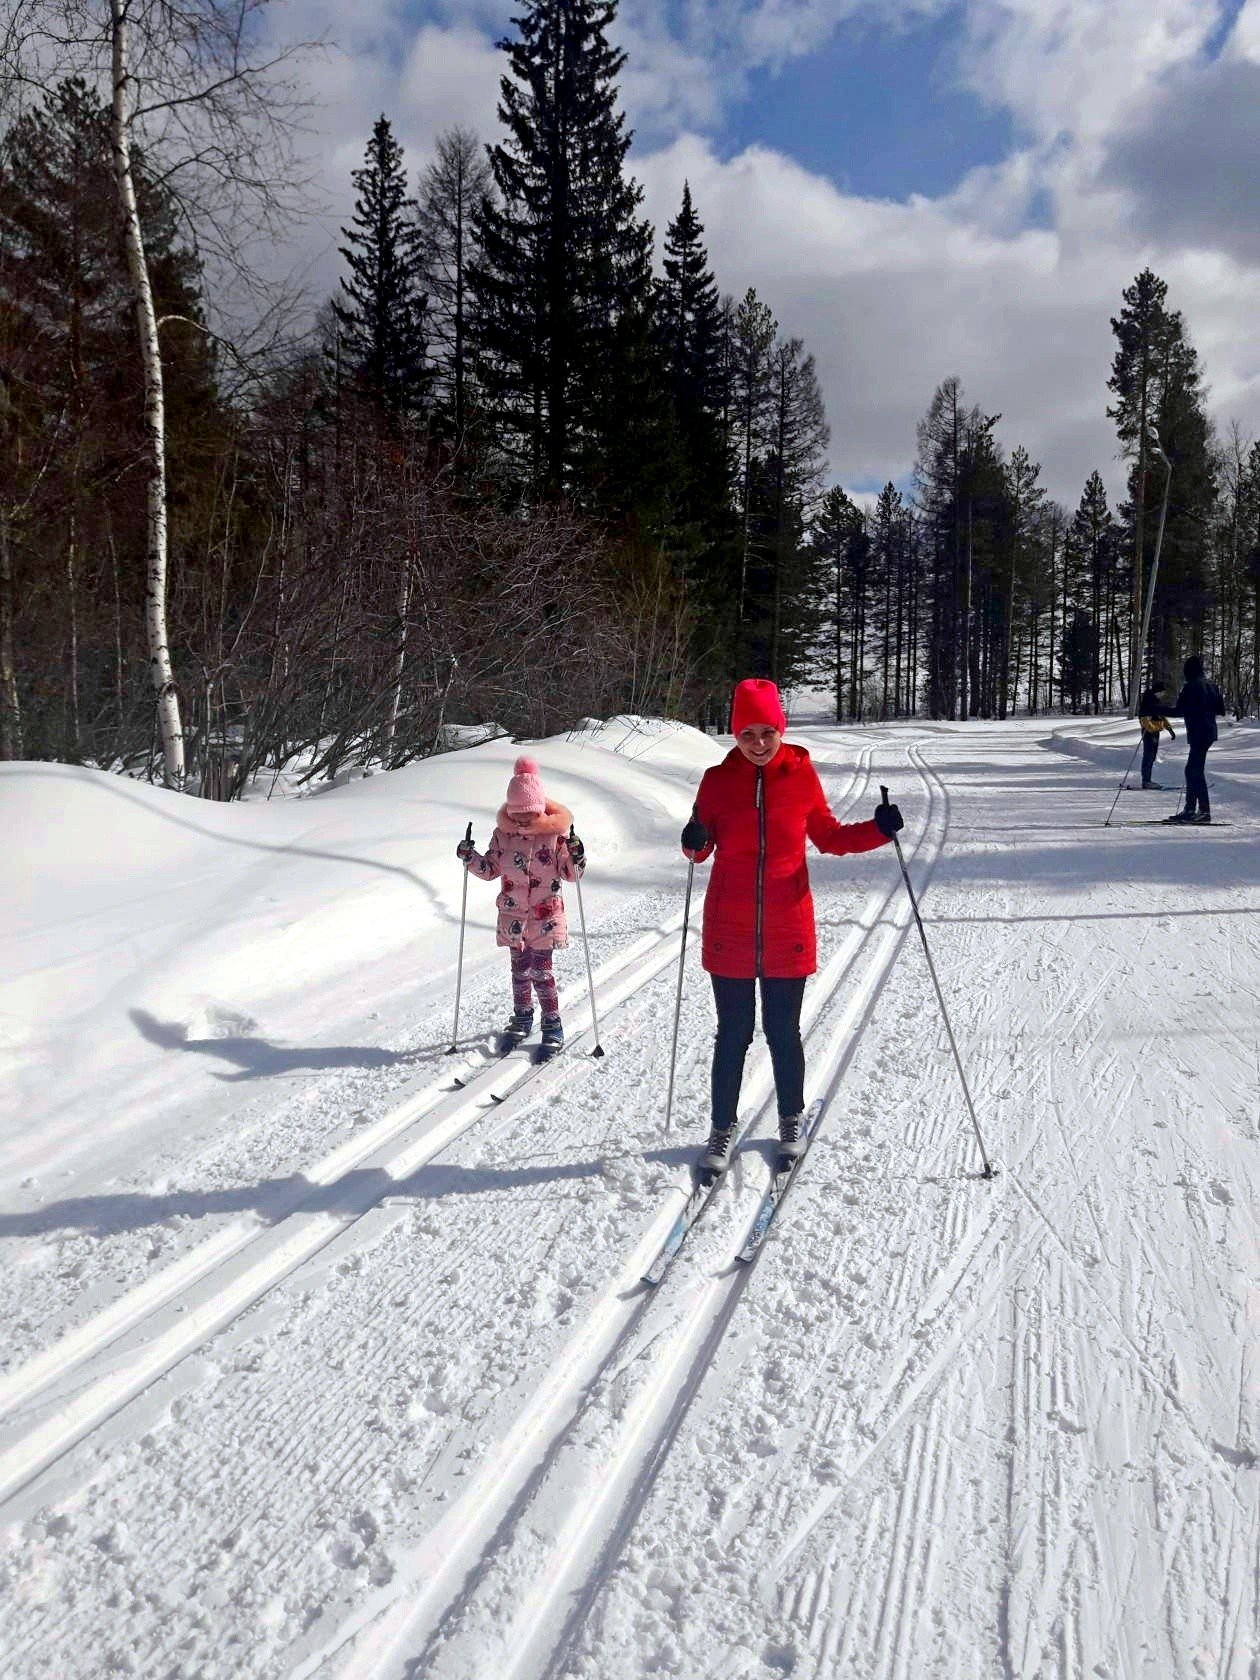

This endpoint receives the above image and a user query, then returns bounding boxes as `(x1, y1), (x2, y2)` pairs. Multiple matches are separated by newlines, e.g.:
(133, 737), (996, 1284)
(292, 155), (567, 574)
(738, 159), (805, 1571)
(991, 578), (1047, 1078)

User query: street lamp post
(1128, 435), (1173, 716)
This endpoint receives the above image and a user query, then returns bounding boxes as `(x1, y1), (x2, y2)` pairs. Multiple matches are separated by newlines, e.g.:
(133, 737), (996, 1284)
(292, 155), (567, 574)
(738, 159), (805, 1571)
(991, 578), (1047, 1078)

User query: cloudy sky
(268, 0), (1260, 507)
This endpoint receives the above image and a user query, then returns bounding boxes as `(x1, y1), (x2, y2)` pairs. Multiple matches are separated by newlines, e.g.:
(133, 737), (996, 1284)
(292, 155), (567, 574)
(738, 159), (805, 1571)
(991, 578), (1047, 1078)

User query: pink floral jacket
(463, 801), (585, 951)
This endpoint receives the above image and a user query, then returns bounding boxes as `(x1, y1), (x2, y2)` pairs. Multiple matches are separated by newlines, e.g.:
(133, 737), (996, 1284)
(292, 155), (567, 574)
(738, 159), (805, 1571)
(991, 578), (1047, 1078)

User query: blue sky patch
(721, 9), (1016, 201)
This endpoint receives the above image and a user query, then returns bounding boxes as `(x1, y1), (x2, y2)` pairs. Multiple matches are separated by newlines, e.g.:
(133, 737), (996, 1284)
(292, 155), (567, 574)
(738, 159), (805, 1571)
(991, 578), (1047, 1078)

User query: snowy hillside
(2, 716), (1257, 1679)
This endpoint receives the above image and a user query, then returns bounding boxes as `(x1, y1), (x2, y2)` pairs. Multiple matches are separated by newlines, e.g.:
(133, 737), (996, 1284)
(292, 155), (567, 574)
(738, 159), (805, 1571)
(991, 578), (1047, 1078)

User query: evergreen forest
(3, 0), (1259, 794)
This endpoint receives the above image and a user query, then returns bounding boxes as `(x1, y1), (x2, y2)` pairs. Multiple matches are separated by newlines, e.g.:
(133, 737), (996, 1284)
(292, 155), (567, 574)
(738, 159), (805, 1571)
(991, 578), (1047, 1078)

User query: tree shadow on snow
(0, 1147), (700, 1239)
(129, 1008), (437, 1081)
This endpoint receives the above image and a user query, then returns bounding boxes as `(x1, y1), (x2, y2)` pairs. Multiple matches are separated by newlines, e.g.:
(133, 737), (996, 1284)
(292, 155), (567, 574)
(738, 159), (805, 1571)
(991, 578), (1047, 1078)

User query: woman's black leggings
(710, 975), (807, 1130)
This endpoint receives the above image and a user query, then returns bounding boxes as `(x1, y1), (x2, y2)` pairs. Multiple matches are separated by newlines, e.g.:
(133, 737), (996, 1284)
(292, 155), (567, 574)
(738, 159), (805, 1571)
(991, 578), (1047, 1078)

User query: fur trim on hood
(496, 799), (572, 837)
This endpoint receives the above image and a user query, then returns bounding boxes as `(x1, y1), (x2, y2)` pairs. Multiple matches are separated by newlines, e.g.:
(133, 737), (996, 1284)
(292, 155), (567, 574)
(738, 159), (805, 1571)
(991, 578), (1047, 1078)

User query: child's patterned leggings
(510, 947), (559, 1018)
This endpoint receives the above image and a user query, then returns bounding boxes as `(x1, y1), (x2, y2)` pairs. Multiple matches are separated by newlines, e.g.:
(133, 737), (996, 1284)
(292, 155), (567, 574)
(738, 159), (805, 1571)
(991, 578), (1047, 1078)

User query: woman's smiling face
(736, 725), (781, 765)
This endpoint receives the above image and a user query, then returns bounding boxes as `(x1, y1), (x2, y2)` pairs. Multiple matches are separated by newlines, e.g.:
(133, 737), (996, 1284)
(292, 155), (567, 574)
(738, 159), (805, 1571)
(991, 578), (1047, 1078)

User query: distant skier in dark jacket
(1161, 656), (1225, 823)
(1137, 681), (1175, 789)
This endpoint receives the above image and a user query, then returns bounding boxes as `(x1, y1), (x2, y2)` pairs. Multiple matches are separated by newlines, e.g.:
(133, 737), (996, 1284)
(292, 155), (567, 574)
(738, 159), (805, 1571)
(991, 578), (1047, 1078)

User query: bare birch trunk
(386, 555), (411, 762)
(110, 0), (184, 789)
(0, 508), (21, 759)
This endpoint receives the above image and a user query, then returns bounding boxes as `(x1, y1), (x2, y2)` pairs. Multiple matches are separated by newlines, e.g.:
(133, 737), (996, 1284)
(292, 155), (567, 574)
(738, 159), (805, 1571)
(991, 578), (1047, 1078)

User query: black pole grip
(880, 784), (890, 804)
(464, 821), (472, 843)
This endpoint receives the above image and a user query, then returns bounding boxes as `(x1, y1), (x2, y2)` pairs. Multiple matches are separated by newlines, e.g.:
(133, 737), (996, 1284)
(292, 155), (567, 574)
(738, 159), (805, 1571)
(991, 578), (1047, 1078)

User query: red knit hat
(505, 754), (546, 814)
(730, 678), (787, 736)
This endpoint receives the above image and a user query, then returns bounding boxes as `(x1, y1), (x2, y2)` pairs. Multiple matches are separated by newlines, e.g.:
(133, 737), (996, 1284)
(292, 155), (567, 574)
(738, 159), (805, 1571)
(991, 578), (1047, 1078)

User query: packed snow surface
(2, 714), (1257, 1679)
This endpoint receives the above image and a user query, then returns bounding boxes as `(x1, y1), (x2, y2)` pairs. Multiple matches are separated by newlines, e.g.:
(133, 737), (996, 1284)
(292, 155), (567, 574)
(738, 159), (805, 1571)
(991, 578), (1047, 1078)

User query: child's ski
(736, 1098), (826, 1264)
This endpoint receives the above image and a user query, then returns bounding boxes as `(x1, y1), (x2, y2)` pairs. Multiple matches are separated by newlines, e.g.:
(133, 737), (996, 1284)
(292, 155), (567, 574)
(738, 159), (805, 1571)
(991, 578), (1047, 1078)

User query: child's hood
(495, 800), (573, 841)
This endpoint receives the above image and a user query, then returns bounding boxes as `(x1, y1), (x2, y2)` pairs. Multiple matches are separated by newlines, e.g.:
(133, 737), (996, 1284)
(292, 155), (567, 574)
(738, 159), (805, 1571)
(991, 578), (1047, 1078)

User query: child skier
(679, 678), (903, 1181)
(1137, 680), (1175, 789)
(457, 756), (586, 1054)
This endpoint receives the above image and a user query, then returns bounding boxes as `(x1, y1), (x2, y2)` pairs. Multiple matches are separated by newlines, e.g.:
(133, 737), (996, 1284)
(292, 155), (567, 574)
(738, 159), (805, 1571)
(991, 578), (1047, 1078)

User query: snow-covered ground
(2, 714), (1257, 1679)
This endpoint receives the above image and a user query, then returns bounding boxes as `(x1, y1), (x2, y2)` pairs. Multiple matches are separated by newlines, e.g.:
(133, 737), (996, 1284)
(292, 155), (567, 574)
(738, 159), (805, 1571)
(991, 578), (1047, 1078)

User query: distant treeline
(3, 1), (1257, 793)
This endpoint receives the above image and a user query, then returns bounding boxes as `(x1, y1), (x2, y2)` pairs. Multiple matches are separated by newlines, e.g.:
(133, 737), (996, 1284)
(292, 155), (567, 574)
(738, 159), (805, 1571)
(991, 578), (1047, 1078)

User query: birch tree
(3, 0), (314, 788)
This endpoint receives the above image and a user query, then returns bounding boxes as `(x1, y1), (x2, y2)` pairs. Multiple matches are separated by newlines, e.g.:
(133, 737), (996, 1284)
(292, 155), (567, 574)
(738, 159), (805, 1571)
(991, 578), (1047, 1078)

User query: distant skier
(1160, 655), (1226, 824)
(679, 678), (902, 1181)
(1137, 680), (1175, 789)
(457, 757), (586, 1054)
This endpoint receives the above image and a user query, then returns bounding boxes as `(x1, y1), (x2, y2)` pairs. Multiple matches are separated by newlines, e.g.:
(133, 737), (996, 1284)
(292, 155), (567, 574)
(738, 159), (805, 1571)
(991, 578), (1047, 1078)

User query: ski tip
(489, 1092), (506, 1105)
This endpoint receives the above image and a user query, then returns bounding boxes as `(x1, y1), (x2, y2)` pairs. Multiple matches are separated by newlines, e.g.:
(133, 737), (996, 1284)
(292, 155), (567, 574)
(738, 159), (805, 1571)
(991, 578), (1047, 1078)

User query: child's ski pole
(447, 823), (472, 1054)
(570, 827), (604, 1057)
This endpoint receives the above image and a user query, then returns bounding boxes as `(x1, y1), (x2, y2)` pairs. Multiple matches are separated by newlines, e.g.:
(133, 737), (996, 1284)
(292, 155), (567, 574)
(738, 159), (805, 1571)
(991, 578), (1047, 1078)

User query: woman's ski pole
(447, 823), (473, 1054)
(570, 827), (604, 1057)
(882, 785), (995, 1179)
(663, 858), (695, 1134)
(1104, 738), (1143, 827)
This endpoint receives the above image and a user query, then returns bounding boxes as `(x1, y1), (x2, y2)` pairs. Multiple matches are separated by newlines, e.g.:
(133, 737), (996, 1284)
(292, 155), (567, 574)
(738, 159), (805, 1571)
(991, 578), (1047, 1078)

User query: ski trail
(318, 745), (952, 1680)
(0, 909), (699, 1503)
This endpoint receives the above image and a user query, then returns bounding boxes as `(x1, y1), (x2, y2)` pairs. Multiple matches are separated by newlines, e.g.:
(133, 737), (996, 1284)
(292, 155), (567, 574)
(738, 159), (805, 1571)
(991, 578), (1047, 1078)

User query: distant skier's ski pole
(663, 858), (695, 1133)
(882, 785), (995, 1179)
(1104, 739), (1142, 827)
(448, 823), (473, 1054)
(570, 826), (604, 1057)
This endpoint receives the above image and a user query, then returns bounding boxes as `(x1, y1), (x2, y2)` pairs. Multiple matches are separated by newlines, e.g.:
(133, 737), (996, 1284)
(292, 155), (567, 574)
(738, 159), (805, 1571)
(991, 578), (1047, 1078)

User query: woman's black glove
(874, 800), (903, 837)
(681, 815), (709, 854)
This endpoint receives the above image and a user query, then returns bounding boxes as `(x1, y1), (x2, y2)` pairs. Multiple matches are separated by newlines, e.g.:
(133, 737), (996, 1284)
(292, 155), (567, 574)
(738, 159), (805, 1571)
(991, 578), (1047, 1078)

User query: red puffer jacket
(690, 743), (888, 979)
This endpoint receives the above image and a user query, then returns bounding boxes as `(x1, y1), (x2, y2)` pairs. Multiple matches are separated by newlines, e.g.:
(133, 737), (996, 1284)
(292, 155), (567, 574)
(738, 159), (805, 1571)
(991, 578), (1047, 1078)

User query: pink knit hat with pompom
(505, 754), (546, 815)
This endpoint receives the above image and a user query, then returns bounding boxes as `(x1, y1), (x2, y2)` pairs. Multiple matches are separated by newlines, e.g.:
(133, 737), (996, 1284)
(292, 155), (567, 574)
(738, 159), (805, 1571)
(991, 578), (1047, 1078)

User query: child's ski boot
(498, 1009), (533, 1053)
(536, 1015), (564, 1062)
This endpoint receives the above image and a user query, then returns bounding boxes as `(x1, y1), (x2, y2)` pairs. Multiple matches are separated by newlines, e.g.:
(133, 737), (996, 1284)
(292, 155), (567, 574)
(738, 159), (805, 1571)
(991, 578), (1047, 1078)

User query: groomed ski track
(302, 743), (945, 1680)
(0, 740), (883, 1500)
(2, 720), (1257, 1680)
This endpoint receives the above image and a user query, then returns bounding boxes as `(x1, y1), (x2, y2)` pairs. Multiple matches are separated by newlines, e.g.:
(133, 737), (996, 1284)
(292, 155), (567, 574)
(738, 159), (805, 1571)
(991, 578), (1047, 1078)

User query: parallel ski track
(313, 740), (958, 1680)
(0, 754), (877, 1508)
(0, 744), (876, 1510)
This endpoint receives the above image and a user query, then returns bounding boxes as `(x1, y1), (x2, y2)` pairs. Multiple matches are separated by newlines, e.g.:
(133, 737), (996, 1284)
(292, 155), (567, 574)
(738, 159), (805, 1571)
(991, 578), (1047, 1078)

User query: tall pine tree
(334, 116), (428, 417)
(471, 0), (654, 499)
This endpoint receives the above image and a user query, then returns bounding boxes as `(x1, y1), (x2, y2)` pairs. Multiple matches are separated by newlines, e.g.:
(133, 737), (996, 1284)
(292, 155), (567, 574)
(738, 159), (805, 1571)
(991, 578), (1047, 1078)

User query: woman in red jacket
(681, 679), (902, 1181)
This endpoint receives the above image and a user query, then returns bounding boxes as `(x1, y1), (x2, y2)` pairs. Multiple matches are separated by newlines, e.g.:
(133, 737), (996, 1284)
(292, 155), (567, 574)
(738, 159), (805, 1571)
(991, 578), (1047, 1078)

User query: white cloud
(636, 132), (1260, 506)
(397, 24), (503, 149)
(251, 0), (1260, 513)
(1224, 0), (1260, 59)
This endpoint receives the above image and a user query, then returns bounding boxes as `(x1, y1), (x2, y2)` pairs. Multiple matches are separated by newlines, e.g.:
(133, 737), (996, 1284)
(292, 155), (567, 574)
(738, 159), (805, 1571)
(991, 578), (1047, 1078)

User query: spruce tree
(657, 183), (722, 426)
(653, 185), (738, 687)
(334, 116), (428, 416)
(814, 486), (867, 720)
(1000, 444), (1047, 717)
(1066, 471), (1120, 710)
(730, 289), (778, 629)
(1107, 268), (1167, 706)
(1109, 270), (1215, 689)
(470, 0), (654, 497)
